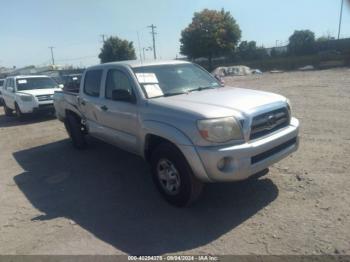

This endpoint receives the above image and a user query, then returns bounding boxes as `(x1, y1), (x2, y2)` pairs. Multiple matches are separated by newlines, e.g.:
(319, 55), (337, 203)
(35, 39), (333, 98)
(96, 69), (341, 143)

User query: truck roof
(88, 60), (190, 70)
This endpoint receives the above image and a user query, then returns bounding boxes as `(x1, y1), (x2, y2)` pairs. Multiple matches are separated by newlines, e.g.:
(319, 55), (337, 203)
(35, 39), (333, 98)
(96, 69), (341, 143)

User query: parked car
(2, 75), (63, 117)
(54, 60), (299, 207)
(0, 78), (5, 105)
(61, 74), (82, 93)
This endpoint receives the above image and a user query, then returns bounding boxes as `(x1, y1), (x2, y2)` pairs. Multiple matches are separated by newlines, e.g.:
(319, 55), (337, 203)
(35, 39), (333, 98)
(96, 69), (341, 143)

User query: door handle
(100, 105), (108, 111)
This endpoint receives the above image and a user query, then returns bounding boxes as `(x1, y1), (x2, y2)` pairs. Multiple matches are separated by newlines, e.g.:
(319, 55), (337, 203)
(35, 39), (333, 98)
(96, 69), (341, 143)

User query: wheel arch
(142, 120), (193, 161)
(142, 121), (211, 182)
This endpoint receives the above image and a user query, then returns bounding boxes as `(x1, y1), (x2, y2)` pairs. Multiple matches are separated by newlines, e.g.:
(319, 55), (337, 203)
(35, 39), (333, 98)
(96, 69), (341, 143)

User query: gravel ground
(0, 68), (349, 255)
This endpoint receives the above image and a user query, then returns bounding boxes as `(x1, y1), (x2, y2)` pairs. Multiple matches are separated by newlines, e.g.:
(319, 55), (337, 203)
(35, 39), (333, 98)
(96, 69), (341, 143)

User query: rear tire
(151, 143), (203, 207)
(64, 113), (87, 149)
(4, 103), (13, 116)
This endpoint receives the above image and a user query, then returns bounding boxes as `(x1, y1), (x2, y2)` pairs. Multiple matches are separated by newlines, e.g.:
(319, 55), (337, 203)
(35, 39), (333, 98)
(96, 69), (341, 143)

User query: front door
(97, 68), (140, 154)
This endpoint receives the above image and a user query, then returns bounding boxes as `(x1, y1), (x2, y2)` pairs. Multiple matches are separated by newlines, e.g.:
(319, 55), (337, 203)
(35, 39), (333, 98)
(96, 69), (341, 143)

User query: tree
(287, 30), (316, 56)
(317, 35), (335, 42)
(180, 9), (241, 70)
(99, 36), (136, 63)
(237, 41), (256, 59)
(236, 41), (268, 60)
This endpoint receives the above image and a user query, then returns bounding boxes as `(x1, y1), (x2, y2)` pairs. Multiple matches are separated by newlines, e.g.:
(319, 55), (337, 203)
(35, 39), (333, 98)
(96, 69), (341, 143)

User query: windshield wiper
(188, 86), (217, 93)
(163, 92), (188, 97)
(162, 86), (217, 97)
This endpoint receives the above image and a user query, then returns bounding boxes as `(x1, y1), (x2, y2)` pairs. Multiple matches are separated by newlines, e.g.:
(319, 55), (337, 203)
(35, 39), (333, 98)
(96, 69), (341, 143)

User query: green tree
(180, 8), (241, 70)
(236, 41), (268, 60)
(237, 41), (256, 59)
(317, 35), (335, 42)
(288, 30), (316, 56)
(99, 36), (136, 63)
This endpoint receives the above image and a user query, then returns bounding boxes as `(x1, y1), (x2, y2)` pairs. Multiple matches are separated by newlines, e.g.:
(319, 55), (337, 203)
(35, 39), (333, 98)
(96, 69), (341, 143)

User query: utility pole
(137, 32), (143, 62)
(338, 0), (344, 39)
(48, 46), (55, 65)
(148, 24), (157, 59)
(100, 34), (107, 43)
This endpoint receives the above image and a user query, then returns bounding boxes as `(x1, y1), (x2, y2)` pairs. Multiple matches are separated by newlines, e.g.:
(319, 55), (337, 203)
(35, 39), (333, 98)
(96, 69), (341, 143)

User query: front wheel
(151, 143), (203, 207)
(15, 103), (24, 119)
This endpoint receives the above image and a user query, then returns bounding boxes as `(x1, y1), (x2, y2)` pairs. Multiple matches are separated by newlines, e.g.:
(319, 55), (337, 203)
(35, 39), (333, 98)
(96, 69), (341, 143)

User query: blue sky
(0, 0), (349, 68)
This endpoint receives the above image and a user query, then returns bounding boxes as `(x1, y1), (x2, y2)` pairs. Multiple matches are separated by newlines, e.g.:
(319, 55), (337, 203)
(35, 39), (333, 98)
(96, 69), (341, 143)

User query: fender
(142, 120), (193, 146)
(141, 120), (211, 182)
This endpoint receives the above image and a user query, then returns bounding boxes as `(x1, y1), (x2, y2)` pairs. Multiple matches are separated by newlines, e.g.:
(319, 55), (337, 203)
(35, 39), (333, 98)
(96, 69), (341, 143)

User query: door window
(83, 70), (103, 97)
(105, 69), (133, 99)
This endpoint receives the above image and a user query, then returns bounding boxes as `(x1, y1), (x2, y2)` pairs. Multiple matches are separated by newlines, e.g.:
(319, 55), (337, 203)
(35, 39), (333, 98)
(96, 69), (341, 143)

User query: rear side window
(84, 70), (102, 97)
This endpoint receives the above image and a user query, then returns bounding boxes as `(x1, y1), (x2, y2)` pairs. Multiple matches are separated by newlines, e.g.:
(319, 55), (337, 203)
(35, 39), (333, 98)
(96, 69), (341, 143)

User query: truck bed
(53, 90), (81, 121)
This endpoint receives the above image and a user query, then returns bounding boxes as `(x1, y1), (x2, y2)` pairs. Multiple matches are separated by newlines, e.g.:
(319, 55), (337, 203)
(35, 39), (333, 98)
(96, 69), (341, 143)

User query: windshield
(16, 77), (58, 91)
(133, 63), (220, 98)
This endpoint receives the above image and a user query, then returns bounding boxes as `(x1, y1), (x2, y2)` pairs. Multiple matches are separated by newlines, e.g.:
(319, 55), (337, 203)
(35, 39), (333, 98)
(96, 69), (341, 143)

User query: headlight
(197, 117), (243, 143)
(19, 94), (33, 102)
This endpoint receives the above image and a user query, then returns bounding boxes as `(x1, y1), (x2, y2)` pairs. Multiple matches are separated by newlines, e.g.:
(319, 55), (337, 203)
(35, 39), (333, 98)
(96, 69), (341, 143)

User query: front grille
(36, 94), (53, 101)
(251, 137), (297, 164)
(250, 107), (290, 140)
(38, 104), (54, 109)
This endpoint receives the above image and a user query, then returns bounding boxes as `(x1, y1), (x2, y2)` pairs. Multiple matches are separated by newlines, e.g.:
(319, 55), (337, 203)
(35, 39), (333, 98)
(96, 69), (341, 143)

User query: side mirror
(112, 89), (134, 103)
(58, 84), (64, 89)
(7, 87), (14, 93)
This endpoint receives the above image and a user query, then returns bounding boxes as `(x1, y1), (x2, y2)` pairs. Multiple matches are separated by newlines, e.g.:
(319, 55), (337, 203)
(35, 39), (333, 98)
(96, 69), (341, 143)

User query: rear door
(78, 69), (107, 140)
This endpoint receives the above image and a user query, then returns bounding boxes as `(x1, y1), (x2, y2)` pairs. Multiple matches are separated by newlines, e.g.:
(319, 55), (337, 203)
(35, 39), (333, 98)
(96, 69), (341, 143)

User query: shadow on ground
(13, 138), (278, 255)
(0, 112), (55, 127)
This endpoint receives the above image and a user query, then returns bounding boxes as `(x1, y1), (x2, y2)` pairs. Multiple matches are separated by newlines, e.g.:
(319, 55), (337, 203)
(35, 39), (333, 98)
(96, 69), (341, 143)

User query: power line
(48, 46), (55, 65)
(56, 55), (98, 62)
(338, 0), (344, 39)
(148, 24), (157, 59)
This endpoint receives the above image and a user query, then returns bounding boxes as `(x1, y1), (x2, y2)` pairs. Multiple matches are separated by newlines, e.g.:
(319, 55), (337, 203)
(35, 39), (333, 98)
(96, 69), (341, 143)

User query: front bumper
(192, 117), (299, 182)
(19, 100), (54, 113)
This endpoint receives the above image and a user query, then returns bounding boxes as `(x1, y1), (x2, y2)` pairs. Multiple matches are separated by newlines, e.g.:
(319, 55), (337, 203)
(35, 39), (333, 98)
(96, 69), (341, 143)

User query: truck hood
(18, 88), (61, 96)
(149, 86), (287, 118)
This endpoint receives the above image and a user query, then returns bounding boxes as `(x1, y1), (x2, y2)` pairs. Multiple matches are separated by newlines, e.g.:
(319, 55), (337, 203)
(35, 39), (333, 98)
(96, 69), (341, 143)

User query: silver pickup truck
(54, 60), (299, 207)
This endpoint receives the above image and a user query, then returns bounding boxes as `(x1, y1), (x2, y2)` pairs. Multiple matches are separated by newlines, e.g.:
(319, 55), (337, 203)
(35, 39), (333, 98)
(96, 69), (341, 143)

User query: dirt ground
(0, 68), (349, 255)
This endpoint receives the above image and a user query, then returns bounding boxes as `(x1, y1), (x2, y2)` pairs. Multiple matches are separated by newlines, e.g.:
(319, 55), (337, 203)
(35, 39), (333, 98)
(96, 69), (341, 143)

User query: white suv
(2, 75), (62, 117)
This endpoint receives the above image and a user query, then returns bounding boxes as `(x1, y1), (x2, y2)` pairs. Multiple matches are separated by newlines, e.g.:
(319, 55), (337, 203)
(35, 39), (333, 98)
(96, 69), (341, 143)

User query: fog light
(217, 157), (234, 172)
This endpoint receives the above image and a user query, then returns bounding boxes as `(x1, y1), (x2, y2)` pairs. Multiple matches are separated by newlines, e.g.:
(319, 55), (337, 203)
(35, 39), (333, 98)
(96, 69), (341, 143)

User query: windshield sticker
(18, 79), (27, 84)
(144, 84), (163, 98)
(135, 73), (159, 84)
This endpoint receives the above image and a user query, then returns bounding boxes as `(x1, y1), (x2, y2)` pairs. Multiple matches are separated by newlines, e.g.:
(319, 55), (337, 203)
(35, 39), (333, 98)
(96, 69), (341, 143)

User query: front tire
(151, 143), (203, 207)
(15, 103), (24, 119)
(64, 113), (87, 149)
